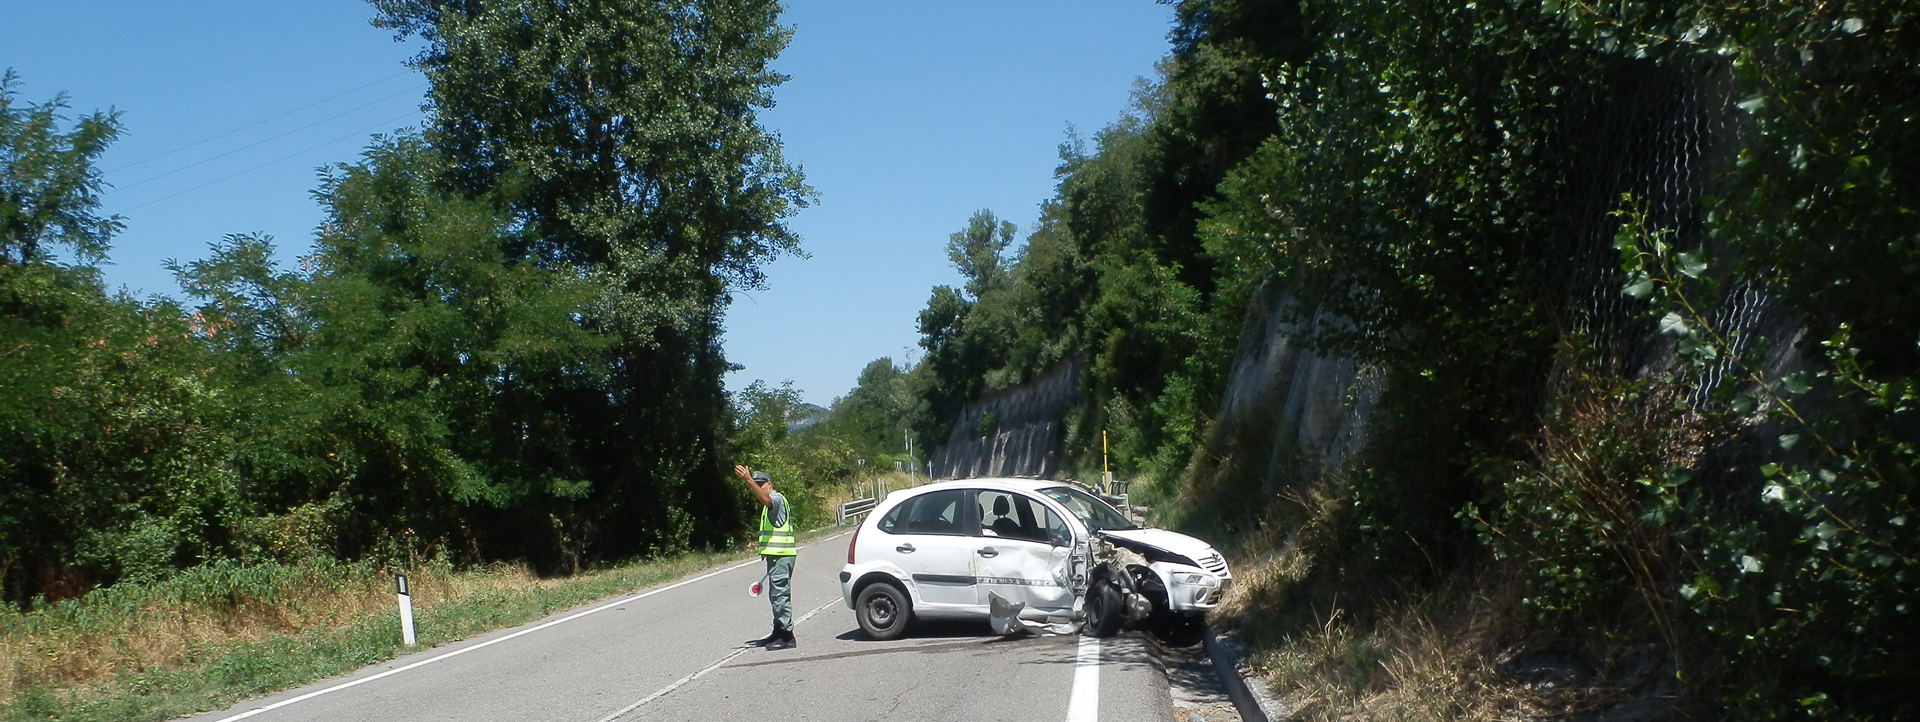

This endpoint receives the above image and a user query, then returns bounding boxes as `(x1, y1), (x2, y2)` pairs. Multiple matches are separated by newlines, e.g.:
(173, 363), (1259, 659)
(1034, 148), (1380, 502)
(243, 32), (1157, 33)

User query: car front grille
(1198, 552), (1228, 575)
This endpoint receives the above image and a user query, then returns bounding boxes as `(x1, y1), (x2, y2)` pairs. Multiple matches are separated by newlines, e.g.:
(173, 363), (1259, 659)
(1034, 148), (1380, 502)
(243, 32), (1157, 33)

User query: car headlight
(1178, 573), (1218, 587)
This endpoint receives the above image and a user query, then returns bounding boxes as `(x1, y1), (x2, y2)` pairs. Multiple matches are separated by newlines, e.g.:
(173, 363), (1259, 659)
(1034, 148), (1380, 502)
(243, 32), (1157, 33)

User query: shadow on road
(728, 637), (1010, 668)
(831, 618), (997, 642)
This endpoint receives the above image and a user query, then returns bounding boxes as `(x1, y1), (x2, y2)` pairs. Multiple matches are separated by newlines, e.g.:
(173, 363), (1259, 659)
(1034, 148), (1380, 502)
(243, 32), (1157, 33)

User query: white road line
(208, 533), (848, 722)
(596, 597), (842, 722)
(1066, 635), (1102, 722)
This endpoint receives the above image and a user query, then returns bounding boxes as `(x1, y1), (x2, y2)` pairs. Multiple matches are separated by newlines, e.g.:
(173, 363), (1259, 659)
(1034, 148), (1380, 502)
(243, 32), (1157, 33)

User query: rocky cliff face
(1208, 284), (1385, 492)
(929, 356), (1080, 480)
(1198, 63), (1813, 499)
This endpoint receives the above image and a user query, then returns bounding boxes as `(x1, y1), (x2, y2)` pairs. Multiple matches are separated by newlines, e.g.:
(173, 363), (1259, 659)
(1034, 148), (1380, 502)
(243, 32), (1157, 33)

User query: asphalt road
(184, 532), (1177, 722)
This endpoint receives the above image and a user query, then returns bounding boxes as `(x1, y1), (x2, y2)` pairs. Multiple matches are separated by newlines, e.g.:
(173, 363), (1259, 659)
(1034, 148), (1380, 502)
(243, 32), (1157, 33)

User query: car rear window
(877, 489), (967, 536)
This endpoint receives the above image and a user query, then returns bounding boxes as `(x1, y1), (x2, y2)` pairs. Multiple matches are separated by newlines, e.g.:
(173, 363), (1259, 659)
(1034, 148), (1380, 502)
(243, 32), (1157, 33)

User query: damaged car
(837, 478), (1231, 640)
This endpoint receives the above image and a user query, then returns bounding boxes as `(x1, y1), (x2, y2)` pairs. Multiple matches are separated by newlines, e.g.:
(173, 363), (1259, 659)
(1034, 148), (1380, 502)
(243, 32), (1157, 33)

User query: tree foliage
(908, 0), (1916, 716)
(2, 0), (807, 603)
(1, 73), (232, 601)
(369, 0), (812, 560)
(0, 70), (121, 267)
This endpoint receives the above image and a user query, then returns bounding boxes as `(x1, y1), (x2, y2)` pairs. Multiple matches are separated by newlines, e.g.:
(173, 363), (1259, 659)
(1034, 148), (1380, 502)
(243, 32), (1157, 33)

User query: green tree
(0, 70), (121, 266)
(833, 357), (920, 457)
(1, 72), (234, 602)
(175, 135), (621, 569)
(371, 0), (811, 554)
(946, 209), (1015, 300)
(916, 211), (1021, 445)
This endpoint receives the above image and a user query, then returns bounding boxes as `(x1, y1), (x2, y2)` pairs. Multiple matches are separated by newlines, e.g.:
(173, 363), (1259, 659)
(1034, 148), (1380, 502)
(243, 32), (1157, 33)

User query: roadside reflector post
(1102, 429), (1111, 494)
(395, 573), (416, 647)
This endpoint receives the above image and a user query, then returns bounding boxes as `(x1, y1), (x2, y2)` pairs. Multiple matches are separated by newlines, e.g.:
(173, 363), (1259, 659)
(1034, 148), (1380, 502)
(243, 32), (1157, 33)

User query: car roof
(892, 477), (1082, 495)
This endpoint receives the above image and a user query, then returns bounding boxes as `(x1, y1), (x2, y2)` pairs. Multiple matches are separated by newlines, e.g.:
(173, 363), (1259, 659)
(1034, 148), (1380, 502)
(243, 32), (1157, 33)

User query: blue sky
(1, 1), (1175, 405)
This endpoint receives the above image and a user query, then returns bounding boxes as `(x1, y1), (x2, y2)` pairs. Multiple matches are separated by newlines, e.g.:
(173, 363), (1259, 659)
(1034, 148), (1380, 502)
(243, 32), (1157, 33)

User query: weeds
(1223, 550), (1682, 722)
(1460, 340), (1706, 663)
(0, 542), (783, 721)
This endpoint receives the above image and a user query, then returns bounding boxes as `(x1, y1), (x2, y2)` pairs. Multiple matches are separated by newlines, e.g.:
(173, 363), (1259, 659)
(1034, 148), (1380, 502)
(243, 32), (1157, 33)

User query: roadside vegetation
(895, 1), (1917, 719)
(2, 0), (808, 621)
(7, 0), (1916, 720)
(2, 0), (835, 718)
(0, 547), (769, 722)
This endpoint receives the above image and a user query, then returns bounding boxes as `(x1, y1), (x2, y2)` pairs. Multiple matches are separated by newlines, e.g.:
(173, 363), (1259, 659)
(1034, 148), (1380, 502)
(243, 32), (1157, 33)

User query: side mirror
(1049, 528), (1071, 547)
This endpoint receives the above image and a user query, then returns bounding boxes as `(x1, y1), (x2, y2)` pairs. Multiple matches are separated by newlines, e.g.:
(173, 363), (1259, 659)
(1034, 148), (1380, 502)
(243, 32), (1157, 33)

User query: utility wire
(107, 70), (416, 173)
(118, 110), (423, 214)
(109, 82), (428, 195)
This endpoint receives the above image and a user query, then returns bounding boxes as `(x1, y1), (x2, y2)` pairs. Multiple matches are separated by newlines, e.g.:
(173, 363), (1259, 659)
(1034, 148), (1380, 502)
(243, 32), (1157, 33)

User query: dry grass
(0, 558), (538, 710)
(0, 529), (853, 722)
(1250, 597), (1535, 720)
(814, 471), (918, 517)
(1219, 544), (1685, 722)
(1220, 548), (1539, 722)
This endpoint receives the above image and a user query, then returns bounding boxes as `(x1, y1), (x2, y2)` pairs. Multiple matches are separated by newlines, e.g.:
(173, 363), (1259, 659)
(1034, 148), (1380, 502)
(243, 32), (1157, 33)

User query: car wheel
(1084, 578), (1123, 637)
(856, 581), (911, 640)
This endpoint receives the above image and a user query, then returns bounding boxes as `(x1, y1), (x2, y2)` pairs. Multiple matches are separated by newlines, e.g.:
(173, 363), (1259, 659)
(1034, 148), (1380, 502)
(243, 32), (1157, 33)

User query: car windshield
(1037, 486), (1138, 532)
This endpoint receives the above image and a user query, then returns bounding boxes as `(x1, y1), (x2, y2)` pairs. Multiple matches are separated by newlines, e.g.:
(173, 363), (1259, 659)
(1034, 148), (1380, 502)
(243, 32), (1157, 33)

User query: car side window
(899, 489), (966, 536)
(1043, 502), (1071, 546)
(975, 490), (1051, 544)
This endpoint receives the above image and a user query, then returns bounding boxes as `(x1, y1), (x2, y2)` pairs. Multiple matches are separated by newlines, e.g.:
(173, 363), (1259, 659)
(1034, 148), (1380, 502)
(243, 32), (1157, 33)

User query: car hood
(1096, 528), (1221, 566)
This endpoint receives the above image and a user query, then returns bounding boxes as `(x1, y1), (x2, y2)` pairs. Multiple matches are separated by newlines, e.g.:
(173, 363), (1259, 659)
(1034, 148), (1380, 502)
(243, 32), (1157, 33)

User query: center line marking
(595, 597), (842, 722)
(206, 532), (848, 722)
(1066, 635), (1102, 722)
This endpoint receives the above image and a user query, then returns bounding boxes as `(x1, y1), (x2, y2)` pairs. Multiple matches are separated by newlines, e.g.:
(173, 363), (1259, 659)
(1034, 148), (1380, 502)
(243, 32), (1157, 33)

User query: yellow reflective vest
(758, 493), (796, 556)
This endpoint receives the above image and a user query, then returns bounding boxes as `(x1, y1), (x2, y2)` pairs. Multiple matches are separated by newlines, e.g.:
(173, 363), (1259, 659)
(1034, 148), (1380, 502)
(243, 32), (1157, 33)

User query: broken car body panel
(840, 478), (1231, 636)
(1096, 528), (1232, 612)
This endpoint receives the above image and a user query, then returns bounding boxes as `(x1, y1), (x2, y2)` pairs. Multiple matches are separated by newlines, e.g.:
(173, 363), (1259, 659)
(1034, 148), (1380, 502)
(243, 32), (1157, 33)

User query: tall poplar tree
(370, 0), (810, 554)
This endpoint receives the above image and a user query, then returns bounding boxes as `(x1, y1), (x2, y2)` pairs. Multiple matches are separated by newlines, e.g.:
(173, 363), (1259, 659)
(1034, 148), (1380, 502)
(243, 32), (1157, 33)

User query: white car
(837, 478), (1231, 640)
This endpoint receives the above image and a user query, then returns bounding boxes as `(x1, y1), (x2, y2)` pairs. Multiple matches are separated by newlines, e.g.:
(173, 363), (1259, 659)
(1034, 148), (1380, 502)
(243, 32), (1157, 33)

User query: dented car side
(838, 478), (1231, 640)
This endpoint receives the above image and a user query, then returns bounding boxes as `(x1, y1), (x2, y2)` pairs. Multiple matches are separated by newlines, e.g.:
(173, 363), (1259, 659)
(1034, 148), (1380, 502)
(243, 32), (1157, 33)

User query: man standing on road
(735, 464), (797, 651)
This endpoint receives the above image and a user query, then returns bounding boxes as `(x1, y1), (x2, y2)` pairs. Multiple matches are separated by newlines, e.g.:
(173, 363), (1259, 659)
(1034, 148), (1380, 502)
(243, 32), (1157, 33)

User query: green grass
(1, 527), (848, 722)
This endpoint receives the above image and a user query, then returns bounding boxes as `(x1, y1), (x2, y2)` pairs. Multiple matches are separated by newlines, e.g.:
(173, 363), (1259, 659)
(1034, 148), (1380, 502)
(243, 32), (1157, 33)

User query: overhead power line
(118, 109), (424, 214)
(110, 82), (429, 195)
(107, 70), (416, 174)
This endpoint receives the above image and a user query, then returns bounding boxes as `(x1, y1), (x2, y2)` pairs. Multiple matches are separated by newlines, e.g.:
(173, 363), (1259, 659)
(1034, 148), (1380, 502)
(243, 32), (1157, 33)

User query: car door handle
(896, 544), (916, 553)
(976, 547), (998, 558)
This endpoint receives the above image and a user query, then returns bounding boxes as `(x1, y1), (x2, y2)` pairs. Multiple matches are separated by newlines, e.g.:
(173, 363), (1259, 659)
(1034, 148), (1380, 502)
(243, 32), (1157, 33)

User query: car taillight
(847, 522), (862, 564)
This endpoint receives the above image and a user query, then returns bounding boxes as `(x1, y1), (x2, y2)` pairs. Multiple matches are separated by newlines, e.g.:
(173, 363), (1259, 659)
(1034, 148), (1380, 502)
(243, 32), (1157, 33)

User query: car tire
(1084, 578), (1123, 638)
(856, 581), (911, 640)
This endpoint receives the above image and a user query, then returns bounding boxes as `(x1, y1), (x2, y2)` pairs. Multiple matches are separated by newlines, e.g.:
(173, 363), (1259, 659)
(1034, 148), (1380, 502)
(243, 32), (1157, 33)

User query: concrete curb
(1203, 627), (1287, 722)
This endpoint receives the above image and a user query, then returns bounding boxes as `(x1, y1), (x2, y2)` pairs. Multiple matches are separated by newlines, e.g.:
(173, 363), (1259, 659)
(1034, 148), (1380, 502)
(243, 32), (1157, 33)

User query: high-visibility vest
(758, 494), (797, 556)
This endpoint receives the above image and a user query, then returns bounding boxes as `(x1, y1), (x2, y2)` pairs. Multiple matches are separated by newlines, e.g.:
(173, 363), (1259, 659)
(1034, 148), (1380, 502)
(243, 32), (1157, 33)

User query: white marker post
(395, 573), (416, 647)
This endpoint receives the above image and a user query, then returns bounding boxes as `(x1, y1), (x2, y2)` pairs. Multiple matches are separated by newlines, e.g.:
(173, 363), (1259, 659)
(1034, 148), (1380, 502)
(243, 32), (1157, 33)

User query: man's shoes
(764, 629), (796, 651)
(746, 628), (781, 647)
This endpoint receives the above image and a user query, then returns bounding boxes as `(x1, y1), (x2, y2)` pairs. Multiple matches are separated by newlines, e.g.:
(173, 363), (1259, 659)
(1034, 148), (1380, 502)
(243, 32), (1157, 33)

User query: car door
(878, 488), (977, 608)
(970, 489), (1076, 614)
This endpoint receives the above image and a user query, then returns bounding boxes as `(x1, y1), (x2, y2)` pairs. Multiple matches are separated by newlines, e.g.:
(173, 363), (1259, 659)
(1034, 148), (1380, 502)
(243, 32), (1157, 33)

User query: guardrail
(1098, 477), (1130, 515)
(835, 496), (877, 524)
(836, 478), (894, 524)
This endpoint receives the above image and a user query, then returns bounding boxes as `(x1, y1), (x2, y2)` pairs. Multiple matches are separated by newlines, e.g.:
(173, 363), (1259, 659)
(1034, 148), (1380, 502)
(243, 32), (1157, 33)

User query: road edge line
(209, 533), (850, 722)
(1066, 635), (1101, 722)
